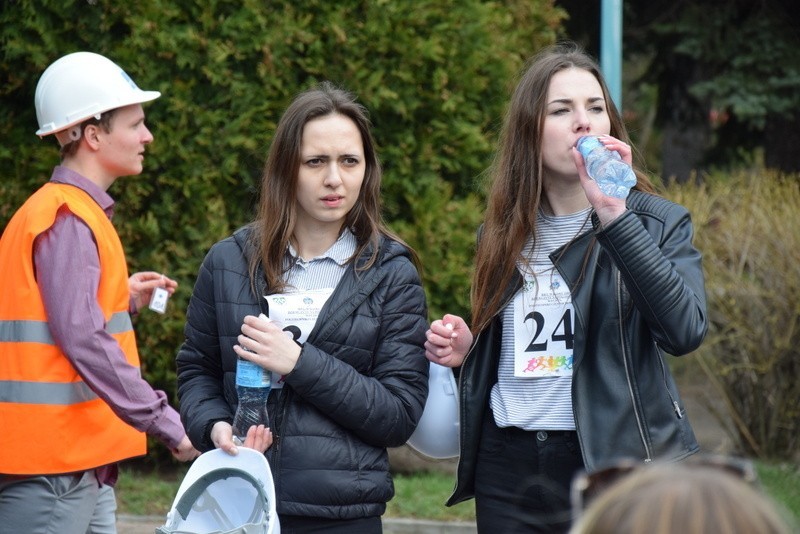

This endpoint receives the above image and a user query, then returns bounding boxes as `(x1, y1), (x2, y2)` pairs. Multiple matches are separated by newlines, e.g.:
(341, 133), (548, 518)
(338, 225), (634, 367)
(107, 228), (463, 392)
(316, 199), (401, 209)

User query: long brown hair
(248, 81), (412, 292)
(470, 42), (657, 333)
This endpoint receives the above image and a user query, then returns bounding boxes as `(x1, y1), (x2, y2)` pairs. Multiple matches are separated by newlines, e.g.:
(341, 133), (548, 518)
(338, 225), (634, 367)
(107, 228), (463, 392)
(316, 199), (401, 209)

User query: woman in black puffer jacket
(176, 82), (429, 533)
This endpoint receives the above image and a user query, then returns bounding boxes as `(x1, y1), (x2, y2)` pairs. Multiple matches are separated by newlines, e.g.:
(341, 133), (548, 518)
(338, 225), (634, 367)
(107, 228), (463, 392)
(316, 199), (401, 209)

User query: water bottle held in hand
(232, 314), (271, 440)
(576, 136), (637, 199)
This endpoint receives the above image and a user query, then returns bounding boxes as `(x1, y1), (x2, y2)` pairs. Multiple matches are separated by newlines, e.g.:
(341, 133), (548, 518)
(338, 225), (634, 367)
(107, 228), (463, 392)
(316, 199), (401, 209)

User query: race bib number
(264, 288), (334, 388)
(512, 271), (574, 377)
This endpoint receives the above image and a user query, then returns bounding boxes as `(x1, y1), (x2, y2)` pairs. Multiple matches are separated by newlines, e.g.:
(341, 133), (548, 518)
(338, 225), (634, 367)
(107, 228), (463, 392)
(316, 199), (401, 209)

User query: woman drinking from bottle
(424, 42), (708, 533)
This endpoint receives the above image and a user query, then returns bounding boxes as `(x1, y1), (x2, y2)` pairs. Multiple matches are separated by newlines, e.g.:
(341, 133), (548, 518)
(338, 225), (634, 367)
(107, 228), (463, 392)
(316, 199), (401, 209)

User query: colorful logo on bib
(523, 354), (573, 374)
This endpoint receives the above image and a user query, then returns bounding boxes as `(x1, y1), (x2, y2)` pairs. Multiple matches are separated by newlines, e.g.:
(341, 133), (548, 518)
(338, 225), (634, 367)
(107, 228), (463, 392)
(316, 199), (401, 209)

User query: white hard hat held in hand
(157, 448), (280, 534)
(407, 361), (460, 459)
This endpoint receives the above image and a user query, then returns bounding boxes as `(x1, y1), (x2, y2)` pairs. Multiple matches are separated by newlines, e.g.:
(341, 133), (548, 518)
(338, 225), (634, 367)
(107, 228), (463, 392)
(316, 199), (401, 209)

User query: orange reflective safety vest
(0, 182), (146, 474)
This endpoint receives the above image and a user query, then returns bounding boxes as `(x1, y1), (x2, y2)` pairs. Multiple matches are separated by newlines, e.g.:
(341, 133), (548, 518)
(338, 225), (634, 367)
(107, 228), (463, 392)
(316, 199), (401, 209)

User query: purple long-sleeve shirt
(32, 166), (184, 483)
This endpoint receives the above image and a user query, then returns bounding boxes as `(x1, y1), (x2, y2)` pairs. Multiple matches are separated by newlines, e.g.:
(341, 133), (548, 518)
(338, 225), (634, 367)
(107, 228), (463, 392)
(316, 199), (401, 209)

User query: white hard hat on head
(34, 51), (160, 144)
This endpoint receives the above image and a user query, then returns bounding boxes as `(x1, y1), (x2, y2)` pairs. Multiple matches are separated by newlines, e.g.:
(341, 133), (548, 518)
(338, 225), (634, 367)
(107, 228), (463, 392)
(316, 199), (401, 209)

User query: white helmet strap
(55, 126), (81, 147)
(53, 113), (103, 147)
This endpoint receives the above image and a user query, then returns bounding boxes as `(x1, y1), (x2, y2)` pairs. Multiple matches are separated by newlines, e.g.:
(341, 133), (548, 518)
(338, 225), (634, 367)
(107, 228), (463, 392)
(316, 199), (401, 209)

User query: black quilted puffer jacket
(176, 225), (429, 520)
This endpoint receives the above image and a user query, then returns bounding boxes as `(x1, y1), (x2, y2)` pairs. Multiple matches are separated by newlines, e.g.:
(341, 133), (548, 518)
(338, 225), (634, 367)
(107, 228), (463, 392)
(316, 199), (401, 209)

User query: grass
(385, 471), (474, 522)
(116, 460), (798, 524)
(757, 462), (800, 523)
(116, 465), (188, 517)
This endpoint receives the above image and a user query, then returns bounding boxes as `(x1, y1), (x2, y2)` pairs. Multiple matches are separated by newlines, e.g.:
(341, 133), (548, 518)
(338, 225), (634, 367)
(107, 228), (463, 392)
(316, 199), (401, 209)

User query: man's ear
(83, 124), (102, 150)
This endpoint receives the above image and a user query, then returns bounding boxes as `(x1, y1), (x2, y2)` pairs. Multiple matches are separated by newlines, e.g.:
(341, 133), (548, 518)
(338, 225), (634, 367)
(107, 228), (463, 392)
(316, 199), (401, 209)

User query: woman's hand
(233, 315), (302, 376)
(425, 313), (473, 368)
(211, 421), (273, 455)
(572, 134), (630, 226)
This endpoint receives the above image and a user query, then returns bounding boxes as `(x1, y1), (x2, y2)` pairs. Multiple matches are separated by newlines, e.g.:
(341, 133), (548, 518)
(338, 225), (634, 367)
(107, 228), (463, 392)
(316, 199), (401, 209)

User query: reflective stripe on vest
(0, 312), (135, 405)
(0, 380), (97, 405)
(0, 312), (132, 345)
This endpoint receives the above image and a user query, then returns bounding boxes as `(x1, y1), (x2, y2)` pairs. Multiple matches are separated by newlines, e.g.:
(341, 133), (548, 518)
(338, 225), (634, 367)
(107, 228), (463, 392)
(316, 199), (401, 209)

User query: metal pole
(600, 0), (623, 110)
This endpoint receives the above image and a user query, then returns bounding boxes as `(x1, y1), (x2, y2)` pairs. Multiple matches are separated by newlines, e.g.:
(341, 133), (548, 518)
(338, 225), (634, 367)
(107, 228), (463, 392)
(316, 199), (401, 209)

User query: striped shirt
(282, 229), (358, 292)
(490, 206), (592, 430)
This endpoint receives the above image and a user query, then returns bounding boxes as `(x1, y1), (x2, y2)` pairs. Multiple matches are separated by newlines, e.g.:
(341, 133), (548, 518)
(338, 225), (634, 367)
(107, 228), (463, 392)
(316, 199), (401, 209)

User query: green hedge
(0, 0), (566, 465)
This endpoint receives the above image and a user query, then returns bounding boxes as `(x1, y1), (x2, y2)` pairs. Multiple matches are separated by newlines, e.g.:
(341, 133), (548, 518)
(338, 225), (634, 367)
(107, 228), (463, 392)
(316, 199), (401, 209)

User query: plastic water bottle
(232, 316), (271, 441)
(576, 136), (637, 199)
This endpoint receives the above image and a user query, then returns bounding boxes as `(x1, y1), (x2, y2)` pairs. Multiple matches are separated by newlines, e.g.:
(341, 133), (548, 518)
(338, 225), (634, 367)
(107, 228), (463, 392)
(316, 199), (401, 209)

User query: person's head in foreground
(569, 461), (795, 534)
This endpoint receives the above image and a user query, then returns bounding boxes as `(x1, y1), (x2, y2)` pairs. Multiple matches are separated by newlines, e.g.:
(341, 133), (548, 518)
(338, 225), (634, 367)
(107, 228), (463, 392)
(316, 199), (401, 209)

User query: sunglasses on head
(570, 454), (759, 518)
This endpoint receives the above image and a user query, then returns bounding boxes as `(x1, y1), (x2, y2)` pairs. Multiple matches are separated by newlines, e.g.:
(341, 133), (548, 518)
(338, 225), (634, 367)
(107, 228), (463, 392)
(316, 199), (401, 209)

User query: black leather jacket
(448, 191), (708, 505)
(177, 226), (429, 519)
